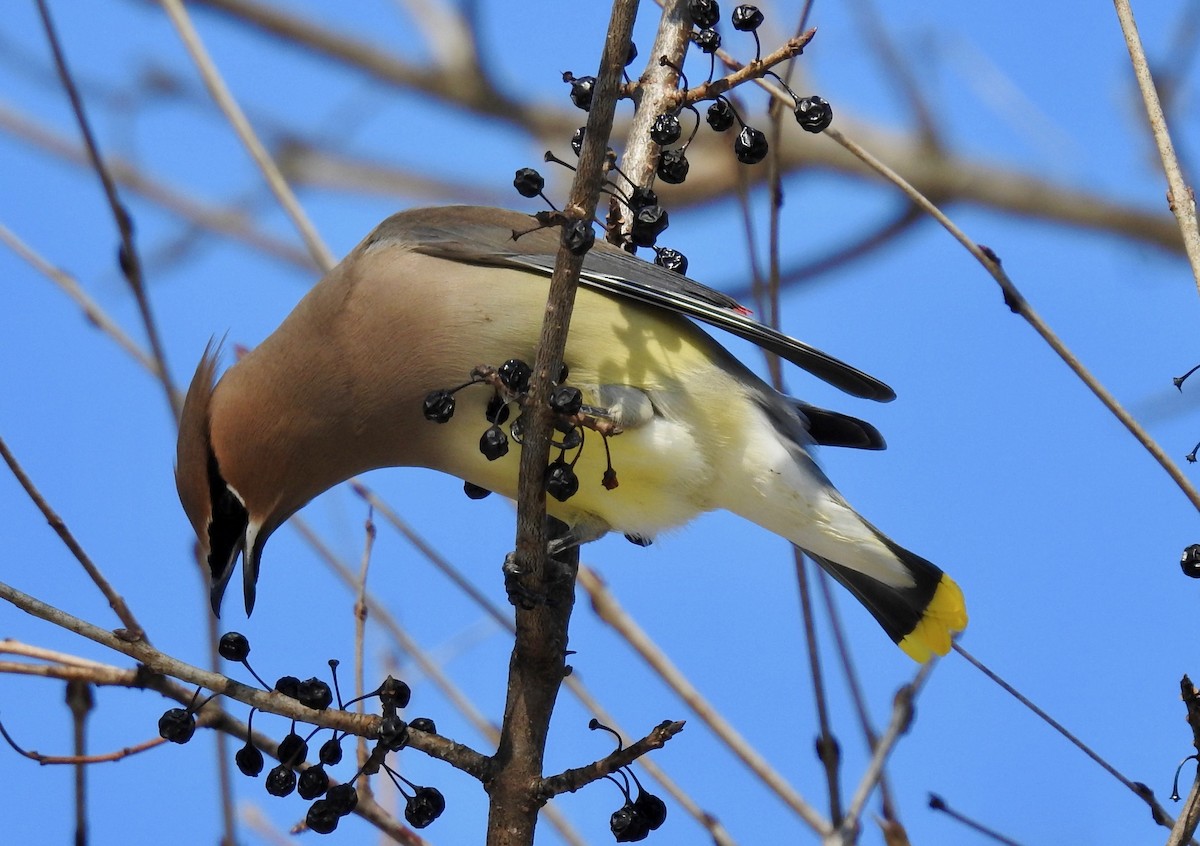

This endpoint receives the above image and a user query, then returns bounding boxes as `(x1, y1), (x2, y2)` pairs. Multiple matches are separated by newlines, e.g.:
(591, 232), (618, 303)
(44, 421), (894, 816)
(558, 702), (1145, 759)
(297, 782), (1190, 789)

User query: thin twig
(34, 0), (180, 422)
(820, 123), (1200, 516)
(954, 643), (1181, 835)
(839, 663), (934, 838)
(577, 566), (830, 832)
(1112, 0), (1200, 299)
(354, 507), (375, 790)
(0, 435), (145, 641)
(156, 0), (336, 271)
(928, 793), (1023, 846)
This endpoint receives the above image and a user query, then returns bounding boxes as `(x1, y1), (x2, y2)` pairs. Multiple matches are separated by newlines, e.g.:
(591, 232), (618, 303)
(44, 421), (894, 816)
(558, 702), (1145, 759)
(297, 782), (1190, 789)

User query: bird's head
(175, 342), (274, 618)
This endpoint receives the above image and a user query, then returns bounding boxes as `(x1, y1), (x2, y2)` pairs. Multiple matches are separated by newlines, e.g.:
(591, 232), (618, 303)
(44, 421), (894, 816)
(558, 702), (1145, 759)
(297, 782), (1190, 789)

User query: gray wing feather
(372, 206), (896, 402)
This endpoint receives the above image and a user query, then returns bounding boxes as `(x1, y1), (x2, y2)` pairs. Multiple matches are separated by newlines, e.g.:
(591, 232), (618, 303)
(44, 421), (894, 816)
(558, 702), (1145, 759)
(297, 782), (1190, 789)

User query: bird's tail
(807, 529), (966, 662)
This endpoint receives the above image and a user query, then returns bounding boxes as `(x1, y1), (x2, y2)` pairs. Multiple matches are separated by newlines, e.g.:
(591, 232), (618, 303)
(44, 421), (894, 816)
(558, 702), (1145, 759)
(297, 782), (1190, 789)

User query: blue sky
(2, 1), (1198, 844)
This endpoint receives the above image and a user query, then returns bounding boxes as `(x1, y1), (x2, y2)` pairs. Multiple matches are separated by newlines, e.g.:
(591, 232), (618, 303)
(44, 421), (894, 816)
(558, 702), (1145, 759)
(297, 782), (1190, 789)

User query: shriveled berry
(694, 28), (721, 54)
(266, 764), (297, 797)
(277, 732), (308, 767)
(635, 790), (667, 830)
(706, 98), (735, 131)
(218, 631), (250, 662)
(794, 95), (833, 133)
(318, 736), (344, 766)
(379, 676), (412, 708)
(464, 481), (492, 500)
(563, 72), (596, 111)
(627, 185), (659, 212)
(731, 4), (764, 31)
(298, 765), (330, 800)
(650, 113), (682, 146)
(409, 717), (437, 734)
(327, 783), (359, 816)
(571, 126), (587, 155)
(306, 799), (340, 834)
(546, 460), (580, 502)
(549, 385), (583, 416)
(563, 220), (595, 255)
(158, 708), (196, 744)
(275, 675), (301, 699)
(404, 786), (446, 829)
(497, 359), (532, 393)
(630, 205), (670, 248)
(480, 426), (509, 461)
(654, 247), (688, 275)
(554, 421), (582, 451)
(422, 390), (455, 423)
(236, 741), (265, 777)
(734, 125), (768, 163)
(688, 0), (720, 29)
(298, 677), (333, 711)
(656, 148), (690, 184)
(486, 394), (511, 425)
(513, 168), (545, 199)
(625, 42), (638, 66)
(611, 803), (650, 842)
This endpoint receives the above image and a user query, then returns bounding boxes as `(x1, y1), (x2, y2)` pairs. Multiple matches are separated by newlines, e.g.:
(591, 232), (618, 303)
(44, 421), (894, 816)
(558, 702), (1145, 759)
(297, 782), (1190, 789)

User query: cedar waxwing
(175, 206), (966, 661)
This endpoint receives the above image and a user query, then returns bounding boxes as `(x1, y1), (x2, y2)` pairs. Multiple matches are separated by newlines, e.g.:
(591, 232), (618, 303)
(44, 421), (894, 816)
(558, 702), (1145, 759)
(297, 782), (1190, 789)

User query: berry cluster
(423, 358), (620, 504)
(517, 3), (833, 270)
(590, 719), (668, 842)
(157, 632), (445, 835)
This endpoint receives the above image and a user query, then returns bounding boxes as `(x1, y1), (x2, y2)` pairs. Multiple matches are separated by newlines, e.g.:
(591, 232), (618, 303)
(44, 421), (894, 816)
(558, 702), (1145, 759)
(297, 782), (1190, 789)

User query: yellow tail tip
(898, 574), (968, 663)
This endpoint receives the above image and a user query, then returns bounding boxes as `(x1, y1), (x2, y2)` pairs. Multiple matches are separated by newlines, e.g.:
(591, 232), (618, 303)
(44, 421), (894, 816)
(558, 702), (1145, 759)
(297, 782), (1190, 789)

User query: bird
(175, 205), (966, 661)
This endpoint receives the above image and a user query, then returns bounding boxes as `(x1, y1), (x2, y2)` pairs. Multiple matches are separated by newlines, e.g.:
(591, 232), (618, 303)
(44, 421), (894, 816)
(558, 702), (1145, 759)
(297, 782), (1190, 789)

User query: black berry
(794, 95), (833, 133)
(549, 385), (583, 416)
(731, 4), (764, 31)
(630, 205), (670, 248)
(563, 220), (595, 255)
(274, 675), (301, 699)
(480, 426), (509, 461)
(379, 676), (412, 709)
(513, 168), (545, 198)
(404, 786), (446, 829)
(497, 359), (532, 393)
(277, 732), (308, 767)
(409, 717), (437, 734)
(656, 148), (690, 184)
(486, 393), (511, 425)
(654, 248), (688, 275)
(734, 125), (768, 163)
(706, 98), (735, 131)
(546, 459), (580, 502)
(298, 678), (333, 711)
(564, 73), (596, 111)
(306, 799), (340, 834)
(218, 631), (250, 662)
(422, 390), (455, 423)
(1183, 544), (1200, 578)
(464, 481), (492, 500)
(327, 783), (359, 816)
(157, 708), (196, 744)
(318, 736), (344, 766)
(694, 28), (721, 54)
(627, 185), (659, 212)
(650, 113), (682, 146)
(571, 126), (586, 155)
(688, 0), (720, 29)
(236, 741), (264, 776)
(611, 803), (650, 842)
(298, 765), (330, 800)
(266, 764), (297, 797)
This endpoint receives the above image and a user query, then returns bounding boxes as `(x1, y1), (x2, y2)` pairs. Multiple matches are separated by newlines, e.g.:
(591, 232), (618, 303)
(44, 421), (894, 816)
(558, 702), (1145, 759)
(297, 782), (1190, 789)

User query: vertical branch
(1168, 677), (1200, 846)
(1111, 0), (1200, 298)
(490, 4), (639, 846)
(65, 680), (92, 846)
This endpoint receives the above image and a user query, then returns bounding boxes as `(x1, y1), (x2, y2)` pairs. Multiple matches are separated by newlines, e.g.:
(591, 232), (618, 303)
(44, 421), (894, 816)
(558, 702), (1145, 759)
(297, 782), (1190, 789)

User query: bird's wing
(377, 206), (896, 402)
